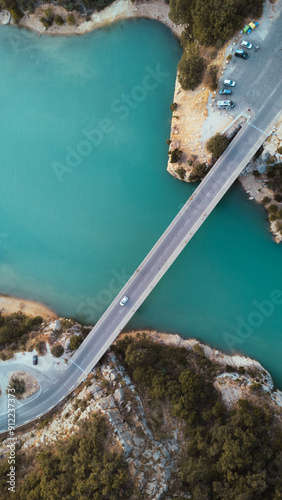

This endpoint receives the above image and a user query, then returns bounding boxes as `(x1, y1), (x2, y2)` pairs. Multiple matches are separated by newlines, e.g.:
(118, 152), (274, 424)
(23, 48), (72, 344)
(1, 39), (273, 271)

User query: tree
(170, 102), (178, 112)
(168, 0), (191, 25)
(206, 133), (230, 158)
(51, 344), (64, 357)
(169, 148), (182, 163)
(66, 13), (75, 25)
(177, 43), (204, 91)
(54, 14), (64, 25)
(7, 376), (25, 397)
(69, 335), (83, 350)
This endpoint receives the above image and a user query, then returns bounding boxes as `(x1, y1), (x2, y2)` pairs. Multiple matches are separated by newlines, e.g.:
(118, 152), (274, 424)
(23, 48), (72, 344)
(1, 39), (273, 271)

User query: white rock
(114, 388), (124, 404)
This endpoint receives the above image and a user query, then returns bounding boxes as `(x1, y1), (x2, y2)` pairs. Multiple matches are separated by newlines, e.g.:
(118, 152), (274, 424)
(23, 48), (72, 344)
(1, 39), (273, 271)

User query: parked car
(120, 296), (129, 306)
(219, 89), (232, 95)
(223, 79), (236, 87)
(217, 100), (235, 109)
(241, 40), (253, 49)
(235, 50), (249, 60)
(33, 354), (38, 365)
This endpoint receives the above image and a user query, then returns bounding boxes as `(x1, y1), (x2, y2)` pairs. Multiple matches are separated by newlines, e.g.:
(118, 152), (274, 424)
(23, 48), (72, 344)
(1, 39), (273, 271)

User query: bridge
(0, 78), (281, 433)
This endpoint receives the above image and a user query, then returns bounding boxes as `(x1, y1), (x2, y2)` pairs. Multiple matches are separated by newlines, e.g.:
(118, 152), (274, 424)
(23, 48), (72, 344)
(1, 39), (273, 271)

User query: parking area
(217, 2), (282, 116)
(201, 1), (282, 143)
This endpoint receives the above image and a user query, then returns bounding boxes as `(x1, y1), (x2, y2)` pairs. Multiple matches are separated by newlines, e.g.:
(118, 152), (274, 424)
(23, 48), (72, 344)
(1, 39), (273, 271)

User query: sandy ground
(0, 296), (58, 320)
(16, 0), (182, 37)
(167, 44), (233, 181)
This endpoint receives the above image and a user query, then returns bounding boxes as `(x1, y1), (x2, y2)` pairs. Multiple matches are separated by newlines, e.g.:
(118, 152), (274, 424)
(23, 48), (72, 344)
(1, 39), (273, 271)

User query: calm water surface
(0, 20), (281, 386)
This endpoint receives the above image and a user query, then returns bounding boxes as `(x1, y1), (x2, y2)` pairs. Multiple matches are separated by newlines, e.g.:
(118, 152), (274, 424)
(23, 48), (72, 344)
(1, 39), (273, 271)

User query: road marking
(53, 379), (58, 384)
(43, 388), (49, 393)
(69, 359), (88, 375)
(59, 396), (64, 402)
(48, 406), (54, 411)
(248, 122), (269, 136)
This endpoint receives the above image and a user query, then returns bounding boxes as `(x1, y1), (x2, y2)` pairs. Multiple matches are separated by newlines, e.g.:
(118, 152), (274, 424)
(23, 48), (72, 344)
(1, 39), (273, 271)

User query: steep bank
(0, 323), (281, 498)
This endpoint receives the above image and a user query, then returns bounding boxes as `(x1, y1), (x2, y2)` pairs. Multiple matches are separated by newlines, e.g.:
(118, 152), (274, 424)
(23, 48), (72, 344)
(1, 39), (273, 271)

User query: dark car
(33, 354), (38, 365)
(235, 50), (249, 60)
(219, 89), (232, 95)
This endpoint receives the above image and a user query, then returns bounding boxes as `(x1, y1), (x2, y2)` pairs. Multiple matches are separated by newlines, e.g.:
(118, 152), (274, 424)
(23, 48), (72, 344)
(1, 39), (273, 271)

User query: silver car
(241, 40), (253, 49)
(223, 79), (236, 87)
(120, 296), (129, 306)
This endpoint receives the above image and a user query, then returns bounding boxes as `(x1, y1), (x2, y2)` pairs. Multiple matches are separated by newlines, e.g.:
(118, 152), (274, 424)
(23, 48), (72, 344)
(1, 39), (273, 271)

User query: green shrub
(276, 208), (282, 218)
(7, 376), (25, 397)
(40, 16), (53, 27)
(262, 196), (271, 205)
(205, 64), (218, 91)
(66, 13), (75, 25)
(206, 133), (229, 158)
(169, 148), (182, 163)
(274, 193), (282, 202)
(69, 335), (84, 350)
(277, 146), (282, 154)
(193, 162), (207, 179)
(268, 204), (278, 213)
(51, 344), (64, 357)
(170, 102), (177, 112)
(269, 214), (277, 222)
(54, 14), (64, 25)
(253, 170), (260, 177)
(35, 340), (46, 356)
(175, 167), (186, 180)
(177, 42), (204, 91)
(226, 54), (232, 62)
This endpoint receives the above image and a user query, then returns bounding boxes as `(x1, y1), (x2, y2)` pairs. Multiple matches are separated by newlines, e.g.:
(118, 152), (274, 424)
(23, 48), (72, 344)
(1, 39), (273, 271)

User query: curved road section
(0, 80), (281, 433)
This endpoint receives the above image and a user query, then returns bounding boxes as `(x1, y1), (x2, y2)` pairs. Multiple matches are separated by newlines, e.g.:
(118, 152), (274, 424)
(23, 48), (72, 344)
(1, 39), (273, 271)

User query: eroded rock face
(1, 323), (281, 499)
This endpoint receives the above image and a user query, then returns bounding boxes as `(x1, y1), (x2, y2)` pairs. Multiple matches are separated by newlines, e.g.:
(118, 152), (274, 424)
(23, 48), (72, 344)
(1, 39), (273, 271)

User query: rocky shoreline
(3, 0), (183, 37)
(0, 320), (281, 498)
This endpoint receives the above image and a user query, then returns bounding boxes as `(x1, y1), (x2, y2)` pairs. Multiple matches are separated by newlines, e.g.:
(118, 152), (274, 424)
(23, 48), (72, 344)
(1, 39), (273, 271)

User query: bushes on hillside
(113, 334), (282, 499)
(169, 0), (264, 47)
(9, 415), (133, 499)
(177, 42), (204, 91)
(0, 313), (42, 347)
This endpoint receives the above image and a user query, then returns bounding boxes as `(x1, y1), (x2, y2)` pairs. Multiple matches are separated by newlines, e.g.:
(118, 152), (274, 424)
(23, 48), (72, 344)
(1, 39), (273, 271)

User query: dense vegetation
(0, 415), (132, 500)
(169, 0), (264, 47)
(113, 334), (282, 499)
(266, 163), (282, 194)
(170, 0), (264, 90)
(0, 313), (42, 356)
(177, 42), (204, 91)
(0, 0), (115, 23)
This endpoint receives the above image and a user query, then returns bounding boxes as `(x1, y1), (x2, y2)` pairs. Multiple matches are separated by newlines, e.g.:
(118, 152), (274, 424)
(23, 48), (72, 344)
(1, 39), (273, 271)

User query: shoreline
(0, 295), (58, 320)
(12, 0), (183, 38)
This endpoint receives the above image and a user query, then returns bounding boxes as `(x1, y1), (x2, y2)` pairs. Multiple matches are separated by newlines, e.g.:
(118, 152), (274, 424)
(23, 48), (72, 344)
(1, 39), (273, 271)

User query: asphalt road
(0, 73), (281, 433)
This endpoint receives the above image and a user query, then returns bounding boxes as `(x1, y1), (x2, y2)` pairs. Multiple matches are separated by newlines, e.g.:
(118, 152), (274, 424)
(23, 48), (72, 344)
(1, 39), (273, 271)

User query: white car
(241, 40), (253, 49)
(223, 79), (236, 87)
(120, 296), (129, 306)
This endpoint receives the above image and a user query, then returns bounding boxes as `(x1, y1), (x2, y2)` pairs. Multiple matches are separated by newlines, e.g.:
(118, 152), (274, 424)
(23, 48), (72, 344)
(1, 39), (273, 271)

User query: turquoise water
(0, 21), (281, 386)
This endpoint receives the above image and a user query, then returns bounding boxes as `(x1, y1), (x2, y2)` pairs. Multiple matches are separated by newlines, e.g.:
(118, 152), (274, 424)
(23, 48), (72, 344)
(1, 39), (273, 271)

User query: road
(0, 75), (281, 433)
